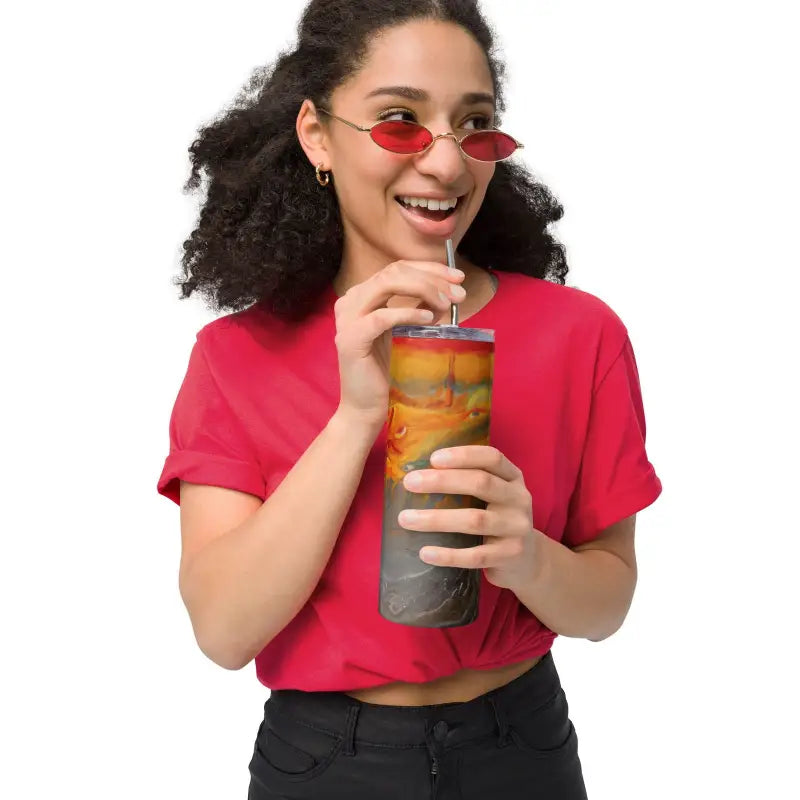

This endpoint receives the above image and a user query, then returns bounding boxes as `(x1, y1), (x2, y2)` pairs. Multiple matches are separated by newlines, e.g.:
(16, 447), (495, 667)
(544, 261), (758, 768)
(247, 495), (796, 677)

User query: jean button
(433, 721), (448, 740)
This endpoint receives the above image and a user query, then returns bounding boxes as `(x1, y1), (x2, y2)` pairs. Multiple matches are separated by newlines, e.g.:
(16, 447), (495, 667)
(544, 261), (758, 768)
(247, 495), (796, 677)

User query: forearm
(512, 532), (637, 641)
(183, 408), (379, 670)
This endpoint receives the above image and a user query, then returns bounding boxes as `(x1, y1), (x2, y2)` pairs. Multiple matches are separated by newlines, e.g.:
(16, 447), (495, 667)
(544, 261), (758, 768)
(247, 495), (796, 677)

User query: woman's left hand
(398, 445), (542, 591)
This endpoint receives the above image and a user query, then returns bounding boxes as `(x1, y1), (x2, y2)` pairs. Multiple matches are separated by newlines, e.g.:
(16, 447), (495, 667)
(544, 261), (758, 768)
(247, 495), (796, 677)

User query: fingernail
(449, 266), (465, 277)
(399, 509), (420, 525)
(430, 449), (451, 465)
(438, 291), (449, 304)
(420, 548), (439, 563)
(404, 472), (423, 488)
(450, 285), (466, 299)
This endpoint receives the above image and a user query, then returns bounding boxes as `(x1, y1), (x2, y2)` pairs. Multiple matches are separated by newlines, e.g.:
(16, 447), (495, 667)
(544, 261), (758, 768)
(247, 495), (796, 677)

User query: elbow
(179, 572), (277, 671)
(195, 629), (256, 671)
(180, 576), (255, 671)
(586, 613), (628, 642)
(182, 604), (255, 671)
(206, 648), (250, 672)
(192, 606), (275, 670)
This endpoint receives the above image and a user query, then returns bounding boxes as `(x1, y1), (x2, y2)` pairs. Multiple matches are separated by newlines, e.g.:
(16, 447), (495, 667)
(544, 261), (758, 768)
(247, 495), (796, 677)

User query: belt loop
(487, 695), (511, 748)
(342, 702), (360, 757)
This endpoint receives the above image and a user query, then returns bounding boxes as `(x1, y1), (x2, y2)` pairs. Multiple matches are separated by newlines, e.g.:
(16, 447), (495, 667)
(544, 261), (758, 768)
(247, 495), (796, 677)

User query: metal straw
(445, 238), (459, 326)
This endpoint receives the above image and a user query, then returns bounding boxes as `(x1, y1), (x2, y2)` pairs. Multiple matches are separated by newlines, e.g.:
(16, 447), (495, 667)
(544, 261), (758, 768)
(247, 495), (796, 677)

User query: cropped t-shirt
(156, 270), (663, 691)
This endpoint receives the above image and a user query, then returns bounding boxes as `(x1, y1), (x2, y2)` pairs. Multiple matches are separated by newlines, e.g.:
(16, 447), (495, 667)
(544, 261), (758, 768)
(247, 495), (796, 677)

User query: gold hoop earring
(315, 162), (330, 187)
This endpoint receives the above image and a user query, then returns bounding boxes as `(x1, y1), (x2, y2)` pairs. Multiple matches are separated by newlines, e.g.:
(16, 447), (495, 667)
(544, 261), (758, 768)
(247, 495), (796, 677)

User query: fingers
(429, 446), (523, 483)
(402, 468), (511, 505)
(334, 260), (466, 356)
(336, 306), (436, 355)
(336, 260), (466, 320)
(419, 541), (521, 569)
(399, 506), (489, 536)
(398, 506), (529, 538)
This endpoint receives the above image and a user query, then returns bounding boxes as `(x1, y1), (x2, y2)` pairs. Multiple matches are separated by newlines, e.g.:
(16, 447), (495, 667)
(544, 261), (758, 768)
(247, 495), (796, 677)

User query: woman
(157, 1), (662, 797)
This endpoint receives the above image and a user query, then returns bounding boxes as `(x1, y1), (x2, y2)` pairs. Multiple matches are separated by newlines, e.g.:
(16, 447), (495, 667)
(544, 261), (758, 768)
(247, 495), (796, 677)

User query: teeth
(400, 196), (458, 210)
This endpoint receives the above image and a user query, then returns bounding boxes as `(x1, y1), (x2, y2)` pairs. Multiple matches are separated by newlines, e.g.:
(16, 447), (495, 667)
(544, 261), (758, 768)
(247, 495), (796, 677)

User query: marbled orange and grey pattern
(379, 332), (494, 628)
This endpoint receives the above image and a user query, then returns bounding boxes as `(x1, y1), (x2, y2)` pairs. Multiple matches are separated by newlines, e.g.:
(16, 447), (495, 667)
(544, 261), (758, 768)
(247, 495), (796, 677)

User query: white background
(3, 1), (798, 797)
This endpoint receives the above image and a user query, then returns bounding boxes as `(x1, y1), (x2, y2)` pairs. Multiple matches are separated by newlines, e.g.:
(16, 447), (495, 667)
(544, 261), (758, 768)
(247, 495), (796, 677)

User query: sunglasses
(317, 107), (523, 162)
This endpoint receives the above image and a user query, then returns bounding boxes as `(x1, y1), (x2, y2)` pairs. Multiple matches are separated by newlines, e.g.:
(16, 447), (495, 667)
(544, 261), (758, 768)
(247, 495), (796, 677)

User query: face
(297, 19), (499, 278)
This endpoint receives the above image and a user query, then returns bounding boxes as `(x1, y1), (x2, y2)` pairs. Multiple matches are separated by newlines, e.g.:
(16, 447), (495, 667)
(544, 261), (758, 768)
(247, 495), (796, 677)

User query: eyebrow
(364, 86), (495, 107)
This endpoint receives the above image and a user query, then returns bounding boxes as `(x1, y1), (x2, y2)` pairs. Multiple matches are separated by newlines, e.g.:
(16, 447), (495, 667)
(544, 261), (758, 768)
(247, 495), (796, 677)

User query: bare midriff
(343, 654), (544, 706)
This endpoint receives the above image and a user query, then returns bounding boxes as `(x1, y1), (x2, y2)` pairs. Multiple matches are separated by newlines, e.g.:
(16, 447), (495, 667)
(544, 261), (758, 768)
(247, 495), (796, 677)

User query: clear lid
(391, 324), (494, 342)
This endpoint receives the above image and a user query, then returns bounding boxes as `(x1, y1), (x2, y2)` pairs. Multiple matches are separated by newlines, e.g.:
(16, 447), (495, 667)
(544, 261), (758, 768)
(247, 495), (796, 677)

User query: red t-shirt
(157, 270), (662, 691)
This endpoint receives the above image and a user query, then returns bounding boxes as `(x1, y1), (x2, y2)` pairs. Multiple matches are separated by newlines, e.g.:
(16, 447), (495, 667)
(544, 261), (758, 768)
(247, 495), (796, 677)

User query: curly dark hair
(175, 0), (568, 322)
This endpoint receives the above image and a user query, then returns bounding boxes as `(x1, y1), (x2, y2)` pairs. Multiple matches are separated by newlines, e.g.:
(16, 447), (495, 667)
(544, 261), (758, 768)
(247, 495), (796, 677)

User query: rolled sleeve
(562, 335), (662, 547)
(156, 334), (266, 506)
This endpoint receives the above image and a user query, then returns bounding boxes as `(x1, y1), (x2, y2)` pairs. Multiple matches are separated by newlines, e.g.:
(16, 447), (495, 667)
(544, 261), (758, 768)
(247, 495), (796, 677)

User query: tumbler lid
(391, 325), (494, 342)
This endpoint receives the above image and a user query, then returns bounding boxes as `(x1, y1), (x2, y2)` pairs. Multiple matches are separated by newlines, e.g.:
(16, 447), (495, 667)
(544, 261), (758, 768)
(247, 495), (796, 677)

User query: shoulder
(194, 300), (296, 348)
(496, 270), (629, 347)
(193, 299), (331, 368)
(177, 307), (266, 389)
(195, 303), (266, 345)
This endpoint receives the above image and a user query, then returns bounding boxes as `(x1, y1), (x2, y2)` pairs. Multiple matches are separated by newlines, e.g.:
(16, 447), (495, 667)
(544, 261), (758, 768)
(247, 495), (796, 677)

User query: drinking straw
(445, 238), (458, 326)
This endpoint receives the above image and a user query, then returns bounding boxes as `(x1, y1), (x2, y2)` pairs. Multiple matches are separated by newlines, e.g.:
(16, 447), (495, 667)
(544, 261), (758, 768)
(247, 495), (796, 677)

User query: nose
(415, 131), (468, 184)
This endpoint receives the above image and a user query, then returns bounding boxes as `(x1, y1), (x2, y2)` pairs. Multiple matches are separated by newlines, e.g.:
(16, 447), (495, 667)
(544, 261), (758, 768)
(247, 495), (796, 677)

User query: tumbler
(379, 324), (494, 627)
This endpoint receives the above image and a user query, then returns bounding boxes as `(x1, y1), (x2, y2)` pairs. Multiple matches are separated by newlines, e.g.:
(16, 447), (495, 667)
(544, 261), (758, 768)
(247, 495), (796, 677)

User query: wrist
(509, 529), (551, 598)
(330, 405), (385, 445)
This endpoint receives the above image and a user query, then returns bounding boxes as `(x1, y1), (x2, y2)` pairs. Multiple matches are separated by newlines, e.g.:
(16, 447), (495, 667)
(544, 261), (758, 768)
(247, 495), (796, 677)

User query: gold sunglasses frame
(316, 107), (524, 162)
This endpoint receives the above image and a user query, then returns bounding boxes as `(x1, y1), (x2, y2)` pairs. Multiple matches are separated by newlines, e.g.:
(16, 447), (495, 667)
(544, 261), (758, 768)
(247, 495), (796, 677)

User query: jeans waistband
(267, 649), (559, 749)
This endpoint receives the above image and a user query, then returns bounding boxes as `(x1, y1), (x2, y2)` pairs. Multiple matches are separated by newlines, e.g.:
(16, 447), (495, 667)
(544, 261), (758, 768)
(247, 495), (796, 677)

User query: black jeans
(247, 649), (588, 799)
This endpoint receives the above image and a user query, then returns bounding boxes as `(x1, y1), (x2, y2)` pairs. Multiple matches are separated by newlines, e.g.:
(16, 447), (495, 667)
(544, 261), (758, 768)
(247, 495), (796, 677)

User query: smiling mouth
(394, 195), (464, 221)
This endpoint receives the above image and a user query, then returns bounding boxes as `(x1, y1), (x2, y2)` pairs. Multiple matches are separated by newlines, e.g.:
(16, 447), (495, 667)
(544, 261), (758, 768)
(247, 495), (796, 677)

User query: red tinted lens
(461, 131), (518, 161)
(371, 120), (433, 153)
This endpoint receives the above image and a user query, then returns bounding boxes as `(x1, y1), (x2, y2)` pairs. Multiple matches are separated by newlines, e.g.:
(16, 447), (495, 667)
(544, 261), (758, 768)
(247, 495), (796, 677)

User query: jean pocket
(507, 687), (578, 758)
(249, 707), (344, 786)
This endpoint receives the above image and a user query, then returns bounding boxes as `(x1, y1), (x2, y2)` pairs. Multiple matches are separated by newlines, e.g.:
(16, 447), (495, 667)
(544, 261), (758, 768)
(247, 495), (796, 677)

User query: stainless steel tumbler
(379, 324), (494, 627)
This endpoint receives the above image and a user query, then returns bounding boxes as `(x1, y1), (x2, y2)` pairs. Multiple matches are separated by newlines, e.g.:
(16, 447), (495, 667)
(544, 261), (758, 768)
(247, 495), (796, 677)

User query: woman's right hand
(333, 259), (466, 430)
